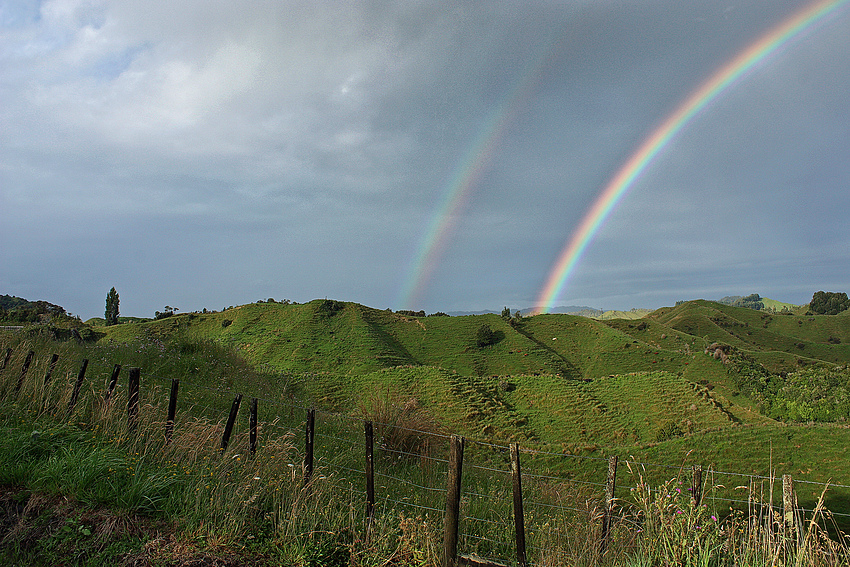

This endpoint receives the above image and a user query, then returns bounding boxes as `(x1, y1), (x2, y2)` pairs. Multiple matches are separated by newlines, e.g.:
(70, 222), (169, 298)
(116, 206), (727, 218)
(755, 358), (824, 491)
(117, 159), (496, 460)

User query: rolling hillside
(95, 298), (850, 439)
(7, 296), (850, 517)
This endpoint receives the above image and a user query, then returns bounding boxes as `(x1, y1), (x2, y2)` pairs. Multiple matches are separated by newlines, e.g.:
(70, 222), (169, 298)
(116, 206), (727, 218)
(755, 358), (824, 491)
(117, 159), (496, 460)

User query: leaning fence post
(164, 378), (179, 444)
(15, 350), (34, 394)
(220, 394), (243, 453)
(510, 443), (528, 567)
(127, 367), (140, 432)
(104, 364), (121, 402)
(599, 455), (619, 556)
(0, 347), (12, 372)
(444, 434), (465, 567)
(249, 397), (258, 456)
(67, 359), (88, 417)
(43, 353), (60, 387)
(691, 465), (703, 508)
(304, 408), (315, 485)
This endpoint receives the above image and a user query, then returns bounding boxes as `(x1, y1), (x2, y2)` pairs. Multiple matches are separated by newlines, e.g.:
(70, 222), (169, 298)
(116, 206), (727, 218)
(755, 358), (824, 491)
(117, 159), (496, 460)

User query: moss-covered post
(691, 465), (703, 507)
(599, 455), (619, 556)
(783, 474), (803, 554)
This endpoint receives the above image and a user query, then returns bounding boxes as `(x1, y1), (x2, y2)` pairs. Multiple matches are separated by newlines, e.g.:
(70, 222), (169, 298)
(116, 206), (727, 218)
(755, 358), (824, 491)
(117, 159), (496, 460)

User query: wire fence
(2, 343), (849, 566)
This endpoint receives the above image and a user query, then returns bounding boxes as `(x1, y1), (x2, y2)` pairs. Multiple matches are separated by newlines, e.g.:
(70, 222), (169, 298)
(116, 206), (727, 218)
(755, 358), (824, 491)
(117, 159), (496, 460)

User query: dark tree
(476, 324), (496, 347)
(735, 294), (764, 311)
(810, 291), (850, 315)
(105, 287), (120, 326)
(155, 305), (177, 320)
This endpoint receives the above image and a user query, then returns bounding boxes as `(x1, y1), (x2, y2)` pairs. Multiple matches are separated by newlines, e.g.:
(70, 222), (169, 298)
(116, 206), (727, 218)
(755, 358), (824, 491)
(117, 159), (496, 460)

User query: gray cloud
(2, 0), (849, 318)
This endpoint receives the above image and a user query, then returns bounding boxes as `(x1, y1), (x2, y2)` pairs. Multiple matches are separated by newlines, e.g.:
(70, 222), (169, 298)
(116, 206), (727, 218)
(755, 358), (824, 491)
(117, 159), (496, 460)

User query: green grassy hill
(94, 298), (850, 513)
(98, 297), (850, 386)
(96, 298), (850, 440)
(101, 300), (730, 383)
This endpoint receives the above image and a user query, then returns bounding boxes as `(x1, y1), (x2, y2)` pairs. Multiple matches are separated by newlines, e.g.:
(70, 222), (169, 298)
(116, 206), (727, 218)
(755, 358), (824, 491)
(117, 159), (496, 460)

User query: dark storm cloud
(1, 0), (848, 318)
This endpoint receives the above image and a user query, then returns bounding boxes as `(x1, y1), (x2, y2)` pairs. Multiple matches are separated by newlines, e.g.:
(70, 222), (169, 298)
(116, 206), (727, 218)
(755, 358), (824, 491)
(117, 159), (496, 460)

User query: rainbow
(396, 42), (557, 309)
(536, 0), (849, 313)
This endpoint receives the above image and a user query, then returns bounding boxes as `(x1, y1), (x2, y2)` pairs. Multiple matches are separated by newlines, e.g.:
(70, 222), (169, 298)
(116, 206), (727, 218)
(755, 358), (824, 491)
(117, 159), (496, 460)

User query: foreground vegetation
(2, 295), (850, 565)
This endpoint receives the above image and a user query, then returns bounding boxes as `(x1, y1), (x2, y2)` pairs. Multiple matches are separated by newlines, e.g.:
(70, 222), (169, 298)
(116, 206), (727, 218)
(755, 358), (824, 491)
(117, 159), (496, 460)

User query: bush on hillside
(396, 310), (425, 317)
(476, 324), (497, 347)
(655, 420), (684, 442)
(734, 294), (764, 310)
(809, 291), (850, 315)
(318, 299), (344, 316)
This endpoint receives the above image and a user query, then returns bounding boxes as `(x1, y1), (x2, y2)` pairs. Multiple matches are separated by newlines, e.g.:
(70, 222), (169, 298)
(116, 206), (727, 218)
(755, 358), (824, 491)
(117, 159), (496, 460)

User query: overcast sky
(2, 0), (849, 320)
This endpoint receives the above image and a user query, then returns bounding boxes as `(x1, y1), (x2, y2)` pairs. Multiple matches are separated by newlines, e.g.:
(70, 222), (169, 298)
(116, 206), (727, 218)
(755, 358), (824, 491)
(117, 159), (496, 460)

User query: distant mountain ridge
(447, 305), (599, 317)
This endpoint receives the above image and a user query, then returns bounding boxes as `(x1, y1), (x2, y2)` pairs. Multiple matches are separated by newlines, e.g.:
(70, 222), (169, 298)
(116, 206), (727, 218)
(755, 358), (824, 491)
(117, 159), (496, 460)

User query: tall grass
(3, 331), (850, 566)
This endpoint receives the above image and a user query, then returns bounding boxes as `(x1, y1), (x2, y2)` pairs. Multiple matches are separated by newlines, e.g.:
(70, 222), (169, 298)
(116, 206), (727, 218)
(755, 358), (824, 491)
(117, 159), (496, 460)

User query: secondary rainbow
(536, 0), (848, 313)
(396, 42), (557, 310)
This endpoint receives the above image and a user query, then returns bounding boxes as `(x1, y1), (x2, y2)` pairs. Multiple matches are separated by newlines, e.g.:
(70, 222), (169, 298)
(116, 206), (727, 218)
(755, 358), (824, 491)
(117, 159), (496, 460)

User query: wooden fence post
(0, 347), (11, 372)
(164, 378), (179, 444)
(220, 394), (243, 453)
(249, 397), (258, 456)
(365, 421), (375, 531)
(599, 455), (619, 557)
(691, 465), (703, 508)
(15, 350), (34, 394)
(43, 353), (59, 387)
(304, 408), (315, 485)
(67, 359), (88, 417)
(365, 420), (376, 543)
(783, 474), (803, 553)
(127, 367), (140, 432)
(104, 364), (121, 402)
(444, 434), (465, 567)
(510, 443), (528, 567)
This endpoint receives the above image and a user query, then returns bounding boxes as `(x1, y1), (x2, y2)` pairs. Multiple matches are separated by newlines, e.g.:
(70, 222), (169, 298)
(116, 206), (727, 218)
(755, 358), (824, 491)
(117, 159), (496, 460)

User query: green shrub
(476, 324), (496, 347)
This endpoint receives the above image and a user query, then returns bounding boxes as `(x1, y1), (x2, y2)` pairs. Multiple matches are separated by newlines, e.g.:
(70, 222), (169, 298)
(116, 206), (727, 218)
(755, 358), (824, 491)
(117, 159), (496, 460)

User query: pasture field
(2, 298), (850, 565)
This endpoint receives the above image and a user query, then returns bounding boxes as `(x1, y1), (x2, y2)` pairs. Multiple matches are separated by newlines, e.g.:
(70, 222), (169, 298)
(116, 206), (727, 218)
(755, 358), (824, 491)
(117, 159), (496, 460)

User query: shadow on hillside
(510, 323), (584, 381)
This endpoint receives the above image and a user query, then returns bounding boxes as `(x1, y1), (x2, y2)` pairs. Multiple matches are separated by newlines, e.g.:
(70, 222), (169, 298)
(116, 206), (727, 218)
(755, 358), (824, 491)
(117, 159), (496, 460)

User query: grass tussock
(357, 387), (445, 458)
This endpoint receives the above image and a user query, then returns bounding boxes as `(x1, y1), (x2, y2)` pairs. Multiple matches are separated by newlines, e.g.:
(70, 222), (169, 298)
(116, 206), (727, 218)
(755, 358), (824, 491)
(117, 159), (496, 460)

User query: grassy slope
(97, 299), (850, 472)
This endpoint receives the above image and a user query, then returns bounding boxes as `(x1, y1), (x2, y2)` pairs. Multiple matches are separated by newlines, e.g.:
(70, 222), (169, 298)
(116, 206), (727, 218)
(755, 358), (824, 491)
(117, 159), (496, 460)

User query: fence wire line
(468, 462), (510, 475)
(520, 445), (610, 462)
(374, 471), (447, 494)
(459, 530), (512, 552)
(381, 496), (444, 515)
(524, 500), (590, 514)
(464, 489), (510, 503)
(522, 471), (607, 489)
(461, 513), (508, 528)
(7, 347), (850, 516)
(381, 447), (449, 464)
